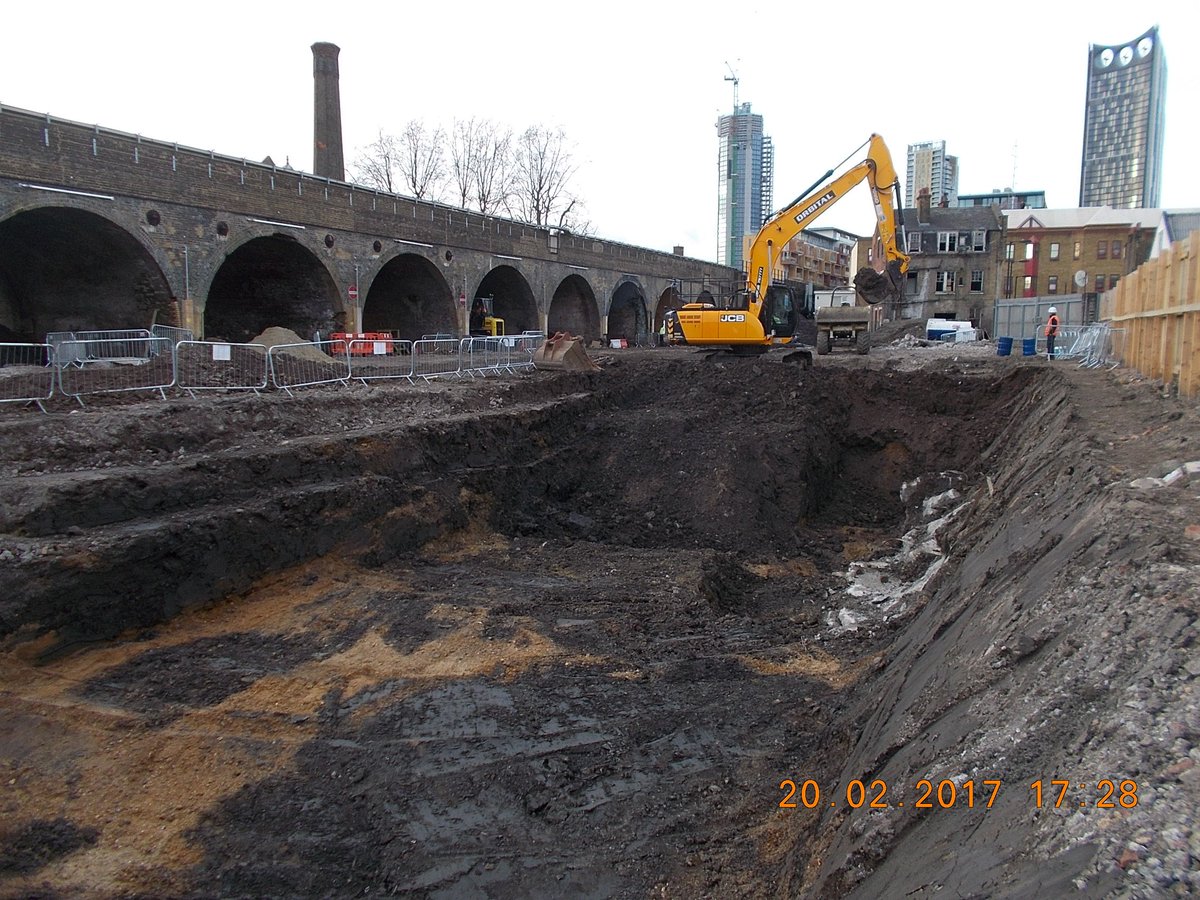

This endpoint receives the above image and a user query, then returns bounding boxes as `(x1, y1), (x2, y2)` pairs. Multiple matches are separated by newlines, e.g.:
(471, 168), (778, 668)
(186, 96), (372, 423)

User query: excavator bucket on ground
(532, 332), (601, 372)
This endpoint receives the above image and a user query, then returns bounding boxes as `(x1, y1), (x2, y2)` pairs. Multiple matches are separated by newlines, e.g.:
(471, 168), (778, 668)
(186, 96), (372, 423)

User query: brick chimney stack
(312, 42), (345, 181)
(917, 187), (931, 225)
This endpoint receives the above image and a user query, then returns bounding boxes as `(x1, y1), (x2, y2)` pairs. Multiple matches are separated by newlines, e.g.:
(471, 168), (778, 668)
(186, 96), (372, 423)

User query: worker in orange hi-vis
(1045, 306), (1060, 360)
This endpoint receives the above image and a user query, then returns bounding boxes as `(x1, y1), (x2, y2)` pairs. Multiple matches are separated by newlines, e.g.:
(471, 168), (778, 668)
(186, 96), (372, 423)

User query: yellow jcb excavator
(664, 133), (910, 359)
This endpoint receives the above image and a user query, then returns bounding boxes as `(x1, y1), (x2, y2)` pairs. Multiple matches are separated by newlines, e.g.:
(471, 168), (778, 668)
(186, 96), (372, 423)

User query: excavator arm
(745, 134), (910, 318)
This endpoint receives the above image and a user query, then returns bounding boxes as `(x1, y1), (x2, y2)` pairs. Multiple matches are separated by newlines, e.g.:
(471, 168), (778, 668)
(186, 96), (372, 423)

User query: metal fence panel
(56, 337), (176, 402)
(152, 324), (196, 346)
(460, 337), (506, 377)
(421, 333), (458, 354)
(508, 332), (544, 370)
(73, 328), (158, 360)
(267, 340), (351, 393)
(411, 338), (462, 380)
(175, 341), (269, 395)
(46, 331), (86, 366)
(348, 338), (414, 383)
(0, 343), (54, 411)
(1072, 324), (1124, 369)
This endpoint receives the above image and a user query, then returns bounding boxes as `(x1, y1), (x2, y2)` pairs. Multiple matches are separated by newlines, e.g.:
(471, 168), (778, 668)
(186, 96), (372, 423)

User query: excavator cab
(761, 284), (800, 338)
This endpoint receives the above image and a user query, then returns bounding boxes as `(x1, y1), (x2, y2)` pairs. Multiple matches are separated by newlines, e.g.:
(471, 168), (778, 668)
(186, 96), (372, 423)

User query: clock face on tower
(1118, 45), (1134, 66)
(1137, 37), (1153, 58)
(1099, 48), (1114, 67)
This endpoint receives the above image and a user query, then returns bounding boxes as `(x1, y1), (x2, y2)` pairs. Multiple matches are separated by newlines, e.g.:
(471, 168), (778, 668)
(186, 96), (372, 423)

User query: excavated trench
(1, 355), (1191, 898)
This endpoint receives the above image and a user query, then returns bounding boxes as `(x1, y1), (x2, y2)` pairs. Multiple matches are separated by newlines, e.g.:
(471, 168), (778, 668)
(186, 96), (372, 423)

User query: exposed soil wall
(1, 346), (1197, 898)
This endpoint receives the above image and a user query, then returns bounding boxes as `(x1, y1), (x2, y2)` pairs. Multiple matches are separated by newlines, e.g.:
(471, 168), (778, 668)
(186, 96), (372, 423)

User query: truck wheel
(816, 332), (831, 355)
(856, 331), (871, 354)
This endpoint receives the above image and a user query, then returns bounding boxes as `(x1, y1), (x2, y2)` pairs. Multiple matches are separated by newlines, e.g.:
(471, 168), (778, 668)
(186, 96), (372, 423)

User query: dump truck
(815, 285), (886, 355)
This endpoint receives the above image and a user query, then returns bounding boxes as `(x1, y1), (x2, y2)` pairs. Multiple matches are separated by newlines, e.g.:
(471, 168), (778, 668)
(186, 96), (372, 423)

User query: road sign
(348, 284), (359, 301)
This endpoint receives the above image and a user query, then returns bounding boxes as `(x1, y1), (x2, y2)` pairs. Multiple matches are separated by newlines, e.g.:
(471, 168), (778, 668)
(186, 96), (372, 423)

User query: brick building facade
(1001, 208), (1159, 299)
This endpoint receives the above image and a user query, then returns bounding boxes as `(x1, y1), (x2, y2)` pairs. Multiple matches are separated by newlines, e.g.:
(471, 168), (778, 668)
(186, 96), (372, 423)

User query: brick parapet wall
(0, 105), (731, 283)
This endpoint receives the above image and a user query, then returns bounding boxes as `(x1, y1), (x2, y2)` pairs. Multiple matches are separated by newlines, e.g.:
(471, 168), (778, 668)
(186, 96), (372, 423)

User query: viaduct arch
(0, 104), (741, 345)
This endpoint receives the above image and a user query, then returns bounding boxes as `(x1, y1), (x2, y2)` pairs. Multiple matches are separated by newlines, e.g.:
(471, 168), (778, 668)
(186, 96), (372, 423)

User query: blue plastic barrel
(1022, 338), (1037, 356)
(996, 337), (1013, 357)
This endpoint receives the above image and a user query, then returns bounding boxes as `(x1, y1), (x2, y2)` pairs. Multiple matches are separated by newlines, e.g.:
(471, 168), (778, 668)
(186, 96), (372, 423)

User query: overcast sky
(2, 2), (1195, 259)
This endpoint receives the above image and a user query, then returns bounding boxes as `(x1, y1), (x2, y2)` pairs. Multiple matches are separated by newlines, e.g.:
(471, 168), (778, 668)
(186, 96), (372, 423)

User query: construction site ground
(1, 328), (1198, 899)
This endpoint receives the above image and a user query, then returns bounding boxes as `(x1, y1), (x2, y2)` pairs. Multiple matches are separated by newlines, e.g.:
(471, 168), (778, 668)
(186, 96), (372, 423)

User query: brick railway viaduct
(0, 104), (738, 346)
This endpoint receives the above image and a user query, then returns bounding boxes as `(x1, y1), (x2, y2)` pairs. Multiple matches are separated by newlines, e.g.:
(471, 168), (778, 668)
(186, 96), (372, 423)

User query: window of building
(1024, 242), (1035, 260)
(1112, 240), (1122, 259)
(1005, 242), (1015, 260)
(936, 271), (956, 293)
(938, 232), (958, 253)
(1095, 274), (1105, 292)
(1050, 242), (1060, 260)
(972, 230), (987, 252)
(1023, 275), (1033, 292)
(1048, 275), (1058, 293)
(1109, 274), (1120, 290)
(970, 270), (983, 292)
(1073, 241), (1082, 260)
(906, 232), (921, 253)
(1097, 242), (1107, 259)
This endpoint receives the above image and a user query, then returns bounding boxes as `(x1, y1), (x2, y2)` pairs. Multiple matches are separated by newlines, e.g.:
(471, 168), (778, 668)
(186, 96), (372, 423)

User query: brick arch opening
(204, 234), (342, 343)
(547, 274), (600, 343)
(362, 253), (455, 341)
(608, 281), (648, 342)
(474, 265), (538, 335)
(654, 286), (682, 332)
(0, 207), (173, 342)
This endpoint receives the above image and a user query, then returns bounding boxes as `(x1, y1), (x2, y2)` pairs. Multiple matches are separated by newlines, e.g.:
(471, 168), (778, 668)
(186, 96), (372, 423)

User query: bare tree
(351, 130), (402, 193)
(448, 118), (481, 210)
(448, 118), (514, 214)
(510, 126), (583, 230)
(358, 118), (589, 231)
(397, 120), (446, 202)
(473, 123), (514, 215)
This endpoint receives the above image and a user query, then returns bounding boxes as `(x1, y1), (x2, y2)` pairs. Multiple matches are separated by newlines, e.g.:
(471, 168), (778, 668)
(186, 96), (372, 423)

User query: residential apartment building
(956, 189), (1046, 211)
(893, 188), (1004, 325)
(1001, 207), (1159, 302)
(775, 228), (853, 289)
(716, 103), (773, 270)
(905, 141), (958, 208)
(1079, 26), (1166, 208)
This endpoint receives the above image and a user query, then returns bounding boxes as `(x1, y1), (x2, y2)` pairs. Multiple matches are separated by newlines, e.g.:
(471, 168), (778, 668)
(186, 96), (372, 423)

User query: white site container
(927, 318), (974, 341)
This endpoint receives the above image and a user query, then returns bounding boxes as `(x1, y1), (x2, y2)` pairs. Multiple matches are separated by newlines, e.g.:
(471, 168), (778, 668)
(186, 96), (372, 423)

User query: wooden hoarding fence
(1107, 231), (1199, 399)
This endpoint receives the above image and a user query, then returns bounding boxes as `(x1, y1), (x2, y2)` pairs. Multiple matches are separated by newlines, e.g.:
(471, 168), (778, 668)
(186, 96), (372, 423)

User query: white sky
(2, 2), (1195, 260)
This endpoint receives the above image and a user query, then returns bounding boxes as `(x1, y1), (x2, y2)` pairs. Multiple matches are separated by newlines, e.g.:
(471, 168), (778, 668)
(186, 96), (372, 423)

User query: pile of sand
(249, 327), (333, 364)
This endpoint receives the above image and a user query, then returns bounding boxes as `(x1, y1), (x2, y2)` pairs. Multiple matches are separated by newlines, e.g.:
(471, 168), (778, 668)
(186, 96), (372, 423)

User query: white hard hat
(1048, 306), (1057, 314)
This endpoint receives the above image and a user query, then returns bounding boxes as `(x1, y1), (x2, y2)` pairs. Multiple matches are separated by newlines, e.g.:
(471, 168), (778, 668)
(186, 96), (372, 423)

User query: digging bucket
(532, 333), (600, 372)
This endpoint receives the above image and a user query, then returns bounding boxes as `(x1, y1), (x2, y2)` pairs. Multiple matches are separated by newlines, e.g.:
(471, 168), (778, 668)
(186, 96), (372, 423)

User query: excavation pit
(1, 347), (1197, 898)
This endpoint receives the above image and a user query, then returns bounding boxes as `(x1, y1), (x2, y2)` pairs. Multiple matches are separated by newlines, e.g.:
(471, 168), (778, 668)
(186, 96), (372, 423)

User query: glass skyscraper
(1079, 26), (1166, 208)
(716, 104), (773, 270)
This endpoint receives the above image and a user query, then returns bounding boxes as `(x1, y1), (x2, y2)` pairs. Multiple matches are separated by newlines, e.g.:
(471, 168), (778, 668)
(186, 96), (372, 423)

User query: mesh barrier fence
(174, 341), (270, 395)
(348, 338), (415, 384)
(267, 340), (352, 393)
(0, 343), (54, 411)
(56, 336), (176, 403)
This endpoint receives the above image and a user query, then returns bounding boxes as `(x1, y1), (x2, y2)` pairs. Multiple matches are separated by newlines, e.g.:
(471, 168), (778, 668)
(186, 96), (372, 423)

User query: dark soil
(0, 344), (1197, 899)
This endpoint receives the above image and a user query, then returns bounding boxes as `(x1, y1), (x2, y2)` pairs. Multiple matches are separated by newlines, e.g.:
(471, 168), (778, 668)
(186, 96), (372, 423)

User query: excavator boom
(664, 134), (910, 353)
(745, 133), (909, 316)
